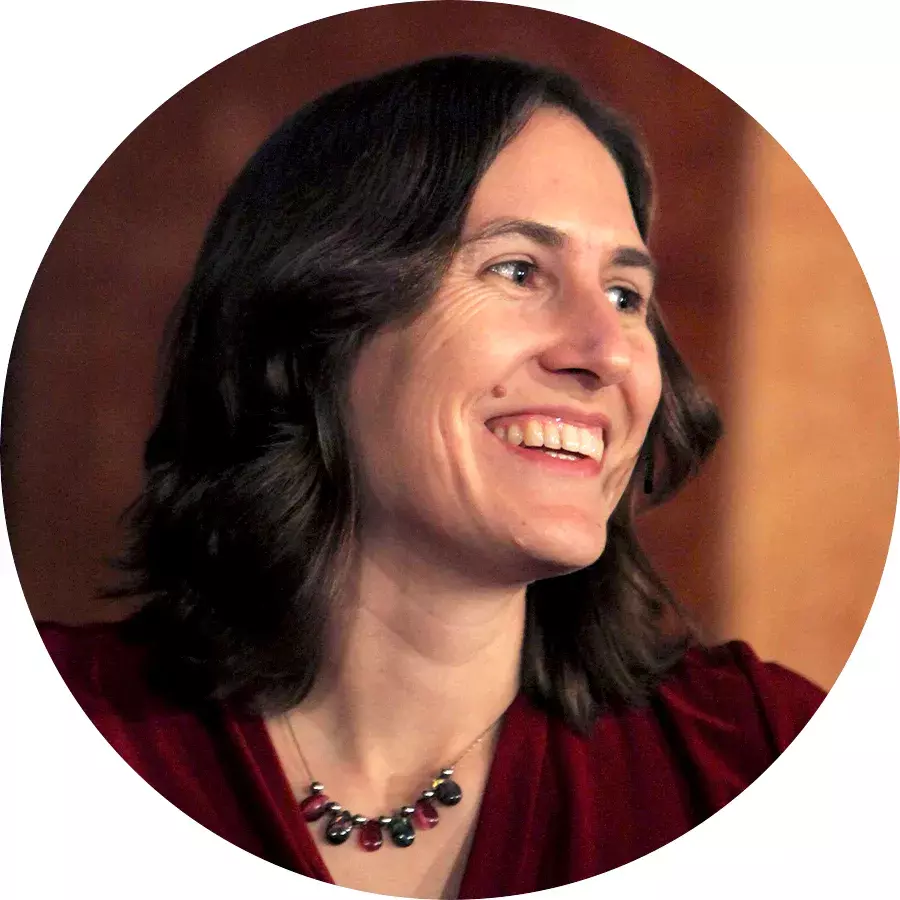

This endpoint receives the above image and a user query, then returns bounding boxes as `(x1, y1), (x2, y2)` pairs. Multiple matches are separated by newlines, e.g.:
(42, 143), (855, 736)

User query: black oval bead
(434, 778), (463, 806)
(325, 810), (354, 845)
(389, 816), (416, 848)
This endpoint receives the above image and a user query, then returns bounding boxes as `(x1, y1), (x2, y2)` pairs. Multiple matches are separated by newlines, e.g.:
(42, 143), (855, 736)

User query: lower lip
(487, 429), (604, 476)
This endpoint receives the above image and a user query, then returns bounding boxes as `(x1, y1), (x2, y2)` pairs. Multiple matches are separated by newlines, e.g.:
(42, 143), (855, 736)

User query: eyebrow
(609, 246), (658, 282)
(461, 217), (566, 248)
(460, 217), (658, 281)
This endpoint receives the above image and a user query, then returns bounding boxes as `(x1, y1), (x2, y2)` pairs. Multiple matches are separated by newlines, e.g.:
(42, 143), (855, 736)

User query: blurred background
(2, 2), (896, 690)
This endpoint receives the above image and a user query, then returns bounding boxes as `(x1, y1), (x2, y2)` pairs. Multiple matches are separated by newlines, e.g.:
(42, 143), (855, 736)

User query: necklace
(285, 713), (504, 852)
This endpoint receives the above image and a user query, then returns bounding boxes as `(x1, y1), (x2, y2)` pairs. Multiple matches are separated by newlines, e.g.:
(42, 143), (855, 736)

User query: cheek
(644, 358), (663, 421)
(346, 306), (490, 509)
(348, 333), (396, 437)
(401, 287), (510, 366)
(387, 287), (532, 419)
(347, 333), (431, 508)
(628, 336), (663, 427)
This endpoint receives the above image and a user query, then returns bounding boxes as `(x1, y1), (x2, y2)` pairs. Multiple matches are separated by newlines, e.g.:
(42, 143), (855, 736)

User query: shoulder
(38, 619), (156, 716)
(39, 619), (135, 690)
(608, 639), (827, 807)
(38, 619), (228, 793)
(36, 620), (281, 857)
(659, 640), (826, 754)
(39, 619), (136, 673)
(491, 643), (827, 885)
(586, 641), (825, 817)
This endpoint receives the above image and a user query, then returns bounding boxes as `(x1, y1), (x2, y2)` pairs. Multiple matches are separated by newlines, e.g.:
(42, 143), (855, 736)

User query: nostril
(561, 368), (602, 389)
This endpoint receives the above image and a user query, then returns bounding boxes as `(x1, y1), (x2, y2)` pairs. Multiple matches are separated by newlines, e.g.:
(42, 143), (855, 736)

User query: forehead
(463, 107), (643, 246)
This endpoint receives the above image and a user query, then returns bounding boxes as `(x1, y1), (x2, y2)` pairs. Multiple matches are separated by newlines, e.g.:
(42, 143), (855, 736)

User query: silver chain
(283, 707), (506, 821)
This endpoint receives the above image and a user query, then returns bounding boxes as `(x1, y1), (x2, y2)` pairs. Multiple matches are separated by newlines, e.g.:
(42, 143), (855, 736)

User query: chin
(509, 521), (608, 581)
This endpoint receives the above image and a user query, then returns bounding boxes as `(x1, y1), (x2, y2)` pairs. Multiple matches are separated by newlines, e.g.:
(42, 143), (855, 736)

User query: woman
(39, 56), (824, 898)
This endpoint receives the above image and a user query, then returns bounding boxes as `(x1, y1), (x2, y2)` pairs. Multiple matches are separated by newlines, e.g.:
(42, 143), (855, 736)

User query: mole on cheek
(491, 385), (508, 398)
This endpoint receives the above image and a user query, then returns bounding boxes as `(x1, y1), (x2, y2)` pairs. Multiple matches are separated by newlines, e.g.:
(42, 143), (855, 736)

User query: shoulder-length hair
(116, 55), (722, 732)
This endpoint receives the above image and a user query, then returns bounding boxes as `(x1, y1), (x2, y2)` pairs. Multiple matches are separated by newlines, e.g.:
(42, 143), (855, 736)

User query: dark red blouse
(39, 622), (824, 897)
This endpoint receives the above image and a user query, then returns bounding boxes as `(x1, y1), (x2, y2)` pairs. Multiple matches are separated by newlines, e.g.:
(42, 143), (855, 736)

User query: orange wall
(719, 124), (897, 687)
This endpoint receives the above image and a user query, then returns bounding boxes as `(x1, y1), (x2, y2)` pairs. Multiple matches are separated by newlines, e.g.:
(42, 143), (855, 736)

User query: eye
(607, 285), (647, 314)
(488, 260), (537, 287)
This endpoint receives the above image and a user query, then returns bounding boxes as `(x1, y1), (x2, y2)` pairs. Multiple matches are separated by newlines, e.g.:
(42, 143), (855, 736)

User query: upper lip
(485, 406), (611, 443)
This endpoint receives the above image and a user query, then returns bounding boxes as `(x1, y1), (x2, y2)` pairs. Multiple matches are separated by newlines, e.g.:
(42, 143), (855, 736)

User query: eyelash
(487, 260), (649, 314)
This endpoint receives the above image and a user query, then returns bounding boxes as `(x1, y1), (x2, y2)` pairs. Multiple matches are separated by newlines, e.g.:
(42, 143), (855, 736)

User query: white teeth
(523, 420), (544, 447)
(578, 427), (592, 453)
(561, 423), (581, 453)
(579, 428), (599, 459)
(492, 417), (605, 462)
(543, 421), (561, 449)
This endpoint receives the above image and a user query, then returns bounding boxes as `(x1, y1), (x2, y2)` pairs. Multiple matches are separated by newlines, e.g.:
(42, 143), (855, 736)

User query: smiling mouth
(487, 417), (605, 463)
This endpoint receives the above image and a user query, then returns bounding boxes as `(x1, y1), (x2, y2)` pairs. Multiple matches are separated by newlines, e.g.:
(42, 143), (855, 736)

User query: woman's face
(348, 107), (662, 584)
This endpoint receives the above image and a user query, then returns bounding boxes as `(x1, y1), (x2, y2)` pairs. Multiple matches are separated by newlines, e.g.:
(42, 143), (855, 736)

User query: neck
(282, 533), (526, 808)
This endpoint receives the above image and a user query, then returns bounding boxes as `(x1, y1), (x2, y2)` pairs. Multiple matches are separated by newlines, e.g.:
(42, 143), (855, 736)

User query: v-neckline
(221, 692), (550, 897)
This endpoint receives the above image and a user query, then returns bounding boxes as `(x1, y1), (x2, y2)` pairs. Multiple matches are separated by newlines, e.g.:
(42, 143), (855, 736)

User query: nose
(537, 280), (633, 387)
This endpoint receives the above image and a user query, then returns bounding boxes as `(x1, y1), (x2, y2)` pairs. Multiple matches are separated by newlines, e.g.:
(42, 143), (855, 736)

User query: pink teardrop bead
(299, 793), (331, 822)
(358, 820), (384, 852)
(412, 799), (439, 830)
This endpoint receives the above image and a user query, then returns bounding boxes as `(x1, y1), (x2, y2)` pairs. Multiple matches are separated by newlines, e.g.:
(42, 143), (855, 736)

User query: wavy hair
(114, 55), (722, 732)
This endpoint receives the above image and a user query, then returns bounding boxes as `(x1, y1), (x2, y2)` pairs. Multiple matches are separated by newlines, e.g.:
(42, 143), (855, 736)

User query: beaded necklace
(286, 713), (504, 852)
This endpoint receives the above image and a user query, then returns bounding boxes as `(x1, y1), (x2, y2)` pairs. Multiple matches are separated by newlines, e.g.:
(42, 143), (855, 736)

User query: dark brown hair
(115, 55), (722, 732)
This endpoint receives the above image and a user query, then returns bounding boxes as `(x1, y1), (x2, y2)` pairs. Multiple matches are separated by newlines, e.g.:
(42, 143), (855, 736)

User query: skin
(350, 108), (660, 586)
(266, 107), (662, 899)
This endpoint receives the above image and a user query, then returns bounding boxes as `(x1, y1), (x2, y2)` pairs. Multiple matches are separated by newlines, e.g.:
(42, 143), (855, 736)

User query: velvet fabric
(39, 622), (824, 896)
